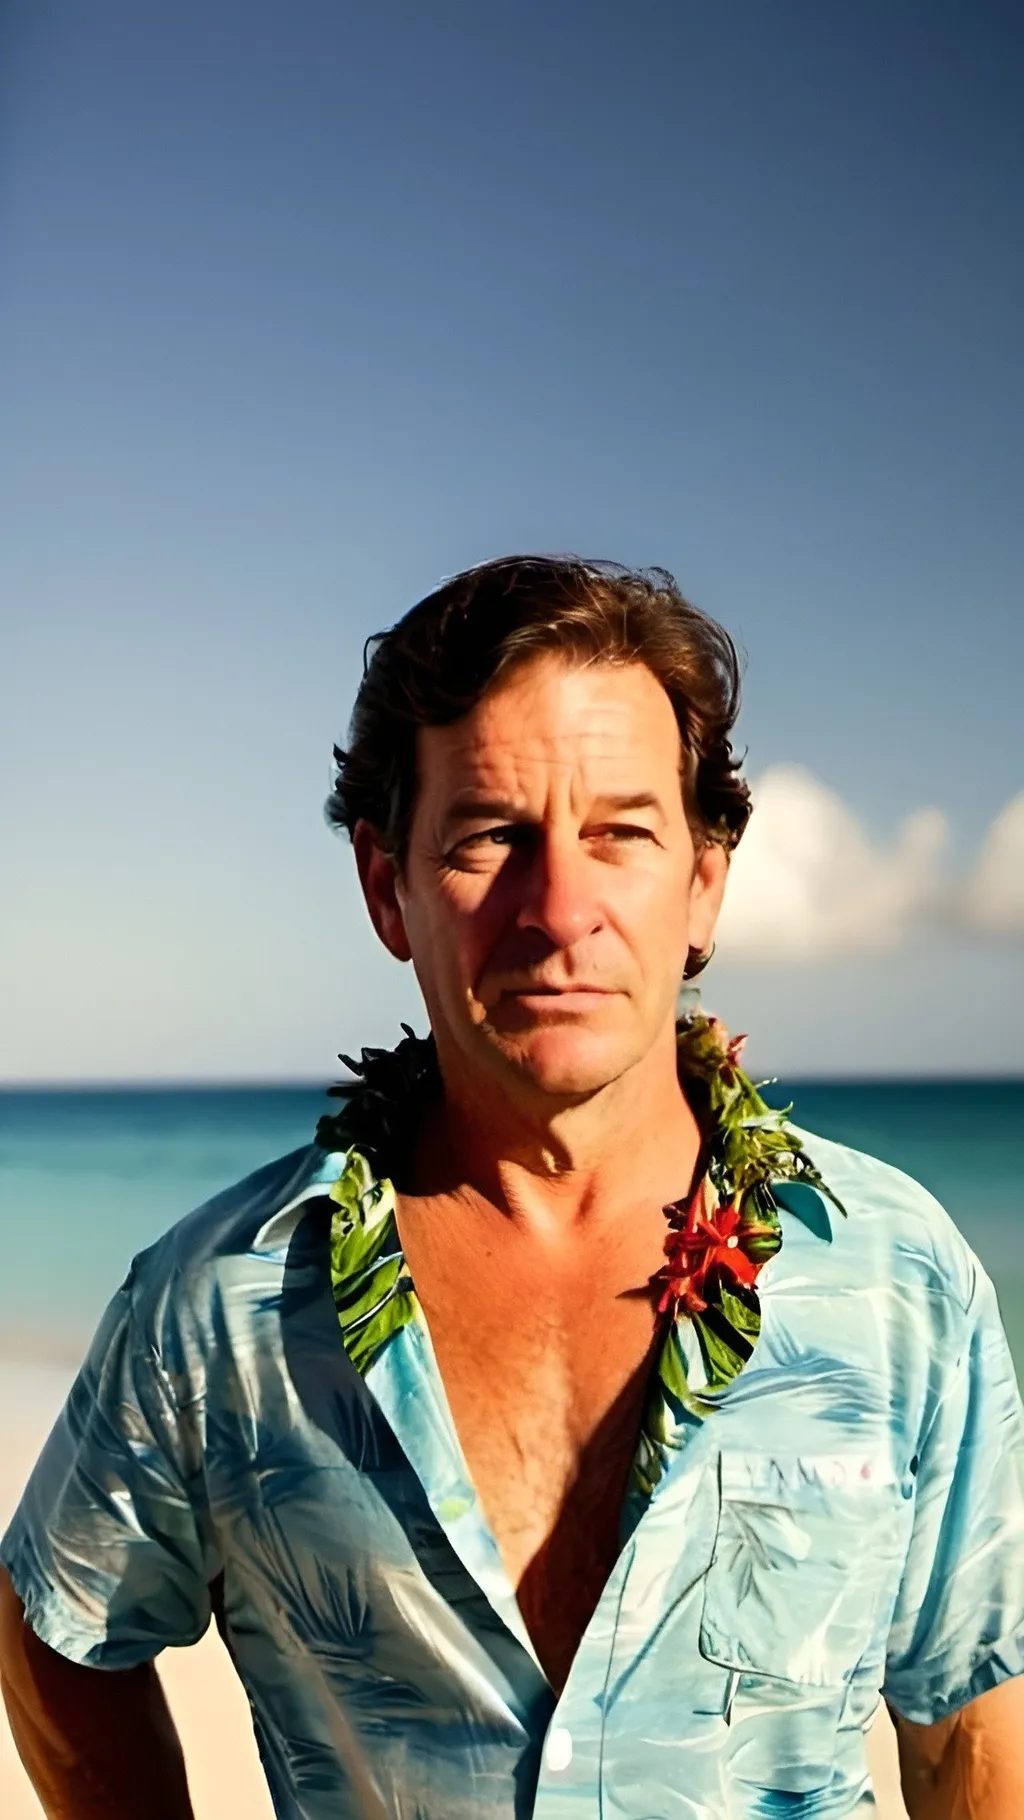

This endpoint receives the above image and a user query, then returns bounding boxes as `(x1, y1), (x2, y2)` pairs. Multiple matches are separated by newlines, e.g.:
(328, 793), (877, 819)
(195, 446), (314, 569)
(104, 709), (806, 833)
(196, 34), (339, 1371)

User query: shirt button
(545, 1726), (573, 1773)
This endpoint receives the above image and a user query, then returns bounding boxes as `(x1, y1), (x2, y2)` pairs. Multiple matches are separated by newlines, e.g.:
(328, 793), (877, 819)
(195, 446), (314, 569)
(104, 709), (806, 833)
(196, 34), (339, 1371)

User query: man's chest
(430, 1287), (656, 1492)
(399, 1239), (666, 1686)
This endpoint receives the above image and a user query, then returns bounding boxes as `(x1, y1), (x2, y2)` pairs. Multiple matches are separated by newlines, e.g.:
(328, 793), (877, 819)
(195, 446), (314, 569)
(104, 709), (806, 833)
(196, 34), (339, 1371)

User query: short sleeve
(883, 1262), (1024, 1724)
(0, 1276), (217, 1668)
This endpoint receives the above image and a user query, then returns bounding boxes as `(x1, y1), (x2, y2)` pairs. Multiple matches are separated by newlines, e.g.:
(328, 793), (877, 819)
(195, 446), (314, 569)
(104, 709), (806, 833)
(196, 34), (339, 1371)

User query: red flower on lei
(653, 1180), (772, 1318)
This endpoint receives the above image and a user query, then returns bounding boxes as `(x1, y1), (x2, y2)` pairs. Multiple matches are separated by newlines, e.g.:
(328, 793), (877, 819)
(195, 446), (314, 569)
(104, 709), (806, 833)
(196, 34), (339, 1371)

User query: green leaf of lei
(327, 1148), (418, 1378)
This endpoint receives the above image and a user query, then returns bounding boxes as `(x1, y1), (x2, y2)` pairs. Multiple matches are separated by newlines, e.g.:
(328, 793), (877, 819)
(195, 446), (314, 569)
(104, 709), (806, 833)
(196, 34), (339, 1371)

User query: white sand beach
(0, 1357), (908, 1818)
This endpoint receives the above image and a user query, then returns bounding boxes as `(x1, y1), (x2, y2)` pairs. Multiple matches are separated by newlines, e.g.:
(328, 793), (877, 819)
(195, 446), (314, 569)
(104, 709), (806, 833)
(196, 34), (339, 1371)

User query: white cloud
(962, 792), (1024, 934)
(716, 765), (949, 961)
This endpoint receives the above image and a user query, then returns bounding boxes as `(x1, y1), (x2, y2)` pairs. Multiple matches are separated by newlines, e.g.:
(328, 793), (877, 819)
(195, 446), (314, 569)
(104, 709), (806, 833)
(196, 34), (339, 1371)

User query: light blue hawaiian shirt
(4, 1126), (1024, 1819)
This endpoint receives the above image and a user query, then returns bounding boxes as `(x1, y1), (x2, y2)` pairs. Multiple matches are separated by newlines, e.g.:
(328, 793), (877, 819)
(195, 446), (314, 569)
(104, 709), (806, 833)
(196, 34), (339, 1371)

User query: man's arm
(891, 1680), (1024, 1820)
(0, 1567), (194, 1820)
(881, 1251), (1024, 1815)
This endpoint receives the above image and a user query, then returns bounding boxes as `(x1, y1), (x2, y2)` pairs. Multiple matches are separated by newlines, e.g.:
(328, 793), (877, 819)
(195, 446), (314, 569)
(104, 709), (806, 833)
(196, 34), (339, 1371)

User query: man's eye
(595, 824), (655, 841)
(456, 825), (525, 852)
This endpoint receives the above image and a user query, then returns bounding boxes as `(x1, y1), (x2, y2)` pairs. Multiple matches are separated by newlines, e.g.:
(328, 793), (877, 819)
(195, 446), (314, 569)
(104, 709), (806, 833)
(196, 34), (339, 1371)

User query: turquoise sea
(1, 1079), (1023, 1377)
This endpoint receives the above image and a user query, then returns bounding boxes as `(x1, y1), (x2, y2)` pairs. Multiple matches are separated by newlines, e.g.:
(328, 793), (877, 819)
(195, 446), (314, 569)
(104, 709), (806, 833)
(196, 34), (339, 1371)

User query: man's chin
(482, 1020), (639, 1101)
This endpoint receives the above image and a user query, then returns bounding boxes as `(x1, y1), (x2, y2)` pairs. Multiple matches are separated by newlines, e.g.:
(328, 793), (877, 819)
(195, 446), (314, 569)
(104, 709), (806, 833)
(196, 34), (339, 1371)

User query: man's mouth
(498, 984), (616, 1000)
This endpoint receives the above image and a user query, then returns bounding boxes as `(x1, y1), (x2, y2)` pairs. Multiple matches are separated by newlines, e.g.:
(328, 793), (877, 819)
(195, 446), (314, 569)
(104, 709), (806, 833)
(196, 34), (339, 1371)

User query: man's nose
(514, 830), (603, 949)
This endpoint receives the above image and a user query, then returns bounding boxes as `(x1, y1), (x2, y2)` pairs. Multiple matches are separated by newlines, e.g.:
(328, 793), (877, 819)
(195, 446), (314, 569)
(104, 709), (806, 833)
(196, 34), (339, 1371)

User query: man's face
(357, 652), (728, 1102)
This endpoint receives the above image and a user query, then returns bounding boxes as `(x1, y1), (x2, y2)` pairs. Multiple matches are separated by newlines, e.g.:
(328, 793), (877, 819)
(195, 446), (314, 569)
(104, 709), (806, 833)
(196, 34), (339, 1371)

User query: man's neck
(411, 1027), (703, 1242)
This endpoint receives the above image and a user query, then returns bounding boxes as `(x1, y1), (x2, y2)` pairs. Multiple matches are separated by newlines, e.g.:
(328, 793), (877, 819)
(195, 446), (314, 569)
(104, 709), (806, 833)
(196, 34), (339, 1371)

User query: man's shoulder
(123, 1141), (348, 1349)
(786, 1122), (978, 1315)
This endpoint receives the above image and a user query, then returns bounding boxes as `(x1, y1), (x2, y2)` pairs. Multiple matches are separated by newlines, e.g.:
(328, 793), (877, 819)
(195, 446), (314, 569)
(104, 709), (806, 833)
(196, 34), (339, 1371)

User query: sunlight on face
(395, 652), (726, 1101)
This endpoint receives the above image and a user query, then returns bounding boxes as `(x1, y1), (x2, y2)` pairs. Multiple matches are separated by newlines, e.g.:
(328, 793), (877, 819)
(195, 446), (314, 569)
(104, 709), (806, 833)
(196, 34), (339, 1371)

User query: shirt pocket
(699, 1447), (911, 1689)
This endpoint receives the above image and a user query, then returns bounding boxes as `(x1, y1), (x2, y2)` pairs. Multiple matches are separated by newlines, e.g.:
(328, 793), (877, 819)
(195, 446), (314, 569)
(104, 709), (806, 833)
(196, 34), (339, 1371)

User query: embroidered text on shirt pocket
(699, 1448), (909, 1688)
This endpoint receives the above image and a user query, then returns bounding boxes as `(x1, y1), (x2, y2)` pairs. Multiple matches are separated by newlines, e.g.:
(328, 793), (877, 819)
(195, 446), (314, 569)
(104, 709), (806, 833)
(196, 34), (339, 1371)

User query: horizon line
(1, 1070), (1023, 1091)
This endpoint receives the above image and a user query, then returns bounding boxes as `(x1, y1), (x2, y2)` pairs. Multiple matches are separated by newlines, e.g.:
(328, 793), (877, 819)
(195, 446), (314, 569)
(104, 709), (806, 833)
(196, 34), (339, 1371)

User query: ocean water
(1, 1079), (1023, 1375)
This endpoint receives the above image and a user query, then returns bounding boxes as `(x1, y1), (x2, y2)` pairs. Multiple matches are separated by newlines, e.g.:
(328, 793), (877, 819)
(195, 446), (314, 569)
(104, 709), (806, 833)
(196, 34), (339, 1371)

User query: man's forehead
(420, 659), (683, 785)
(444, 713), (665, 767)
(419, 731), (684, 820)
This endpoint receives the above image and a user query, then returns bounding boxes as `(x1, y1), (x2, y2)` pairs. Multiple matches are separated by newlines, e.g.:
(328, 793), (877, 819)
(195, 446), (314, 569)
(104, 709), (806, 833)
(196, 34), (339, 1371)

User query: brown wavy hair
(326, 554), (752, 861)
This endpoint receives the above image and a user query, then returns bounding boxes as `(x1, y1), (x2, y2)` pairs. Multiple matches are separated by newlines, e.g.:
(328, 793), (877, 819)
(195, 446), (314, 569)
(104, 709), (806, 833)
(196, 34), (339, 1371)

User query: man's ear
(353, 821), (412, 963)
(687, 839), (730, 957)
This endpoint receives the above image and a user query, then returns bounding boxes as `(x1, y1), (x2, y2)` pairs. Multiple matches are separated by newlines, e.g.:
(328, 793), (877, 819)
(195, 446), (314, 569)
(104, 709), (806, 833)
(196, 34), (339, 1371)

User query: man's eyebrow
(590, 791), (666, 817)
(441, 790), (667, 830)
(441, 798), (530, 830)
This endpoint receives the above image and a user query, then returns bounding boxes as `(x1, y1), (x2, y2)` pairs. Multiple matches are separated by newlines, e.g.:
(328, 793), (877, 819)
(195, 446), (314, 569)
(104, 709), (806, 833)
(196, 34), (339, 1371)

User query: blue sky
(2, 0), (1022, 1080)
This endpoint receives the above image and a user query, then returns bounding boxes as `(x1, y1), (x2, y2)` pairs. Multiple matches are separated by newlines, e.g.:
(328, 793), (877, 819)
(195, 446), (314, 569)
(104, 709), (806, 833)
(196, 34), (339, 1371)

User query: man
(2, 554), (1023, 1819)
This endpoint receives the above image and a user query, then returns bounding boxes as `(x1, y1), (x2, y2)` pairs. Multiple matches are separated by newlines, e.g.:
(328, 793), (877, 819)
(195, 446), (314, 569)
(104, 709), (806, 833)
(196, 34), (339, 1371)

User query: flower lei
(315, 1012), (844, 1497)
(630, 1013), (845, 1496)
